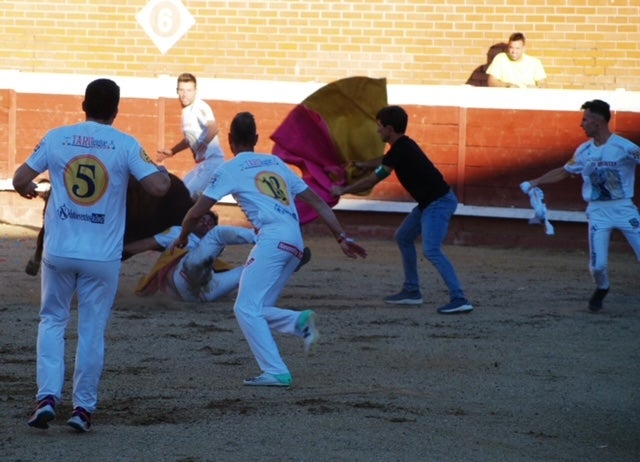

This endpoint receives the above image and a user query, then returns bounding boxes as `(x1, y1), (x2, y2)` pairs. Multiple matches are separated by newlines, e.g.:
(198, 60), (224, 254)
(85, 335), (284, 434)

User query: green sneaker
(297, 310), (319, 355)
(243, 372), (292, 387)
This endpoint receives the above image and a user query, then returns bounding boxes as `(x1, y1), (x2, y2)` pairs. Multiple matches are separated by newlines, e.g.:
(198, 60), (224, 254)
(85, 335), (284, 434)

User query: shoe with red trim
(67, 407), (92, 433)
(28, 395), (56, 429)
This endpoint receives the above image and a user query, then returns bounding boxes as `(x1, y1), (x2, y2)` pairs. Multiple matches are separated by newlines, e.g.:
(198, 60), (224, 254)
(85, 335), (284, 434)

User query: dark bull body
(26, 173), (194, 275)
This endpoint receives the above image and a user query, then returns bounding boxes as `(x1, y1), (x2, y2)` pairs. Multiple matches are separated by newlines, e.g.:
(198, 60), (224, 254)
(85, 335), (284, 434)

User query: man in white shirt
(13, 78), (171, 433)
(487, 32), (547, 88)
(522, 99), (640, 311)
(171, 112), (367, 387)
(157, 73), (225, 199)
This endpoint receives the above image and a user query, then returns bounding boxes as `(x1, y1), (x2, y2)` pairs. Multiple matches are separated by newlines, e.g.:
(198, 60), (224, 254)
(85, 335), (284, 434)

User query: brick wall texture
(1, 0), (639, 91)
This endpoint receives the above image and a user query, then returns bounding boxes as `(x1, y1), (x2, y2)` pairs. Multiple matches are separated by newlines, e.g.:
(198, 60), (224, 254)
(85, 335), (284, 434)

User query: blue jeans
(395, 190), (466, 301)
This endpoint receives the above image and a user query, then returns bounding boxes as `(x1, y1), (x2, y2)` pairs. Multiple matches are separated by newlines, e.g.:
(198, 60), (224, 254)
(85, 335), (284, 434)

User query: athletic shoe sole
(243, 373), (292, 387)
(28, 405), (55, 429)
(384, 298), (423, 305)
(438, 304), (473, 314)
(67, 415), (91, 433)
(243, 380), (291, 387)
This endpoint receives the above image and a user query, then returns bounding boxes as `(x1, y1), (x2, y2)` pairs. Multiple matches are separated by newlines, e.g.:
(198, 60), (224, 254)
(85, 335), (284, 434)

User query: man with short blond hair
(158, 73), (225, 199)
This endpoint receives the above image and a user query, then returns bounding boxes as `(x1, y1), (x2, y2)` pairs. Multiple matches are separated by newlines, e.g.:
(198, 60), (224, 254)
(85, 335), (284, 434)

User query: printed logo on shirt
(33, 138), (44, 154)
(139, 147), (154, 163)
(273, 202), (298, 221)
(242, 157), (277, 170)
(63, 155), (109, 206)
(209, 174), (219, 188)
(588, 168), (624, 201)
(63, 135), (115, 150)
(57, 204), (106, 224)
(255, 171), (290, 205)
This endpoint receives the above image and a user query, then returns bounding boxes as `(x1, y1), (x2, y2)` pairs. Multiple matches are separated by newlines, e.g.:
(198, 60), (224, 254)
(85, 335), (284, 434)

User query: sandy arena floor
(1, 223), (638, 462)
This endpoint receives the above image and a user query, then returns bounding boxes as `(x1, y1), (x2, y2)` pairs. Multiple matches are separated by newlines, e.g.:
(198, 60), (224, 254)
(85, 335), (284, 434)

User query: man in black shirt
(331, 105), (473, 314)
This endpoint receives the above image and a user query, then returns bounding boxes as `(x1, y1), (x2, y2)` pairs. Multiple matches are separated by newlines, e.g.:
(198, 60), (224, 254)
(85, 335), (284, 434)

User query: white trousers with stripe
(587, 199), (640, 289)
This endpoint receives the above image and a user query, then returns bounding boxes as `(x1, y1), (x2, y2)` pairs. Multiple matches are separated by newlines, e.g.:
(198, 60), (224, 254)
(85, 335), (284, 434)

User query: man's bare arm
(12, 164), (39, 199)
(123, 237), (164, 256)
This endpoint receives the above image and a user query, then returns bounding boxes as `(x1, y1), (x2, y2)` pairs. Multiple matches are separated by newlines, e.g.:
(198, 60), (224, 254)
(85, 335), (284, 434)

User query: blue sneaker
(437, 298), (473, 314)
(297, 310), (319, 355)
(243, 372), (293, 387)
(384, 290), (423, 305)
(28, 395), (56, 429)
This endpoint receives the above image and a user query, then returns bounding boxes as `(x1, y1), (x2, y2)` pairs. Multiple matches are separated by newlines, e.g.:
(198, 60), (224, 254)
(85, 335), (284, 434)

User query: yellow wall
(1, 0), (638, 90)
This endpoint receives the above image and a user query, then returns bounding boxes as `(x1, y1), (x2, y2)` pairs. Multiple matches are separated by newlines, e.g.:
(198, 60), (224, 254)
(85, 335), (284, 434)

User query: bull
(25, 172), (194, 275)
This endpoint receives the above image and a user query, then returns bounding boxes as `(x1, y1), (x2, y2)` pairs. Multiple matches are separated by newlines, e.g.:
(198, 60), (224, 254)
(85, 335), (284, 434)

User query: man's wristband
(336, 232), (354, 244)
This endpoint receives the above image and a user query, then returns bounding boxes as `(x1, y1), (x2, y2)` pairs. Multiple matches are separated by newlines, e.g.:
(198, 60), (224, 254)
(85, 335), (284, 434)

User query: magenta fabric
(271, 104), (345, 225)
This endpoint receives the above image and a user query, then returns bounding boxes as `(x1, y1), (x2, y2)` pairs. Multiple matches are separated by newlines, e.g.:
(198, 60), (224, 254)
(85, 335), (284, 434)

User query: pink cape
(271, 77), (388, 224)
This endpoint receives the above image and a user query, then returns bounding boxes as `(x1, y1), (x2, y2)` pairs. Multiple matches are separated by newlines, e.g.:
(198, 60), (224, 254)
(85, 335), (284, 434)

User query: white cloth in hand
(520, 182), (555, 235)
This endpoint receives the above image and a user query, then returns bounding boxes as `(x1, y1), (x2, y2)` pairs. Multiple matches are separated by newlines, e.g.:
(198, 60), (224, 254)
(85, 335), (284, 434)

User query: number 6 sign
(136, 0), (195, 55)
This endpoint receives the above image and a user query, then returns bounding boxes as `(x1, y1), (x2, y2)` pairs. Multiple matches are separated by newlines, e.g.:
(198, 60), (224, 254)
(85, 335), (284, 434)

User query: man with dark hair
(157, 73), (225, 200)
(521, 99), (640, 311)
(13, 78), (170, 432)
(487, 32), (547, 88)
(171, 111), (367, 387)
(82, 78), (120, 120)
(124, 211), (257, 302)
(580, 99), (611, 122)
(332, 105), (473, 314)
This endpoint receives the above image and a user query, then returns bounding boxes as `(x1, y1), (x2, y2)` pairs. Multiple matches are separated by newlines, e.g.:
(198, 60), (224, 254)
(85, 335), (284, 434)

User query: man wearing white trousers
(522, 99), (640, 311)
(171, 111), (367, 387)
(12, 78), (171, 432)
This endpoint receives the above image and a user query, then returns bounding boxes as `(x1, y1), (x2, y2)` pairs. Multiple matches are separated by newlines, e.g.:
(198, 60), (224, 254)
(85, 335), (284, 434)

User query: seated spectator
(465, 43), (507, 87)
(487, 32), (547, 88)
